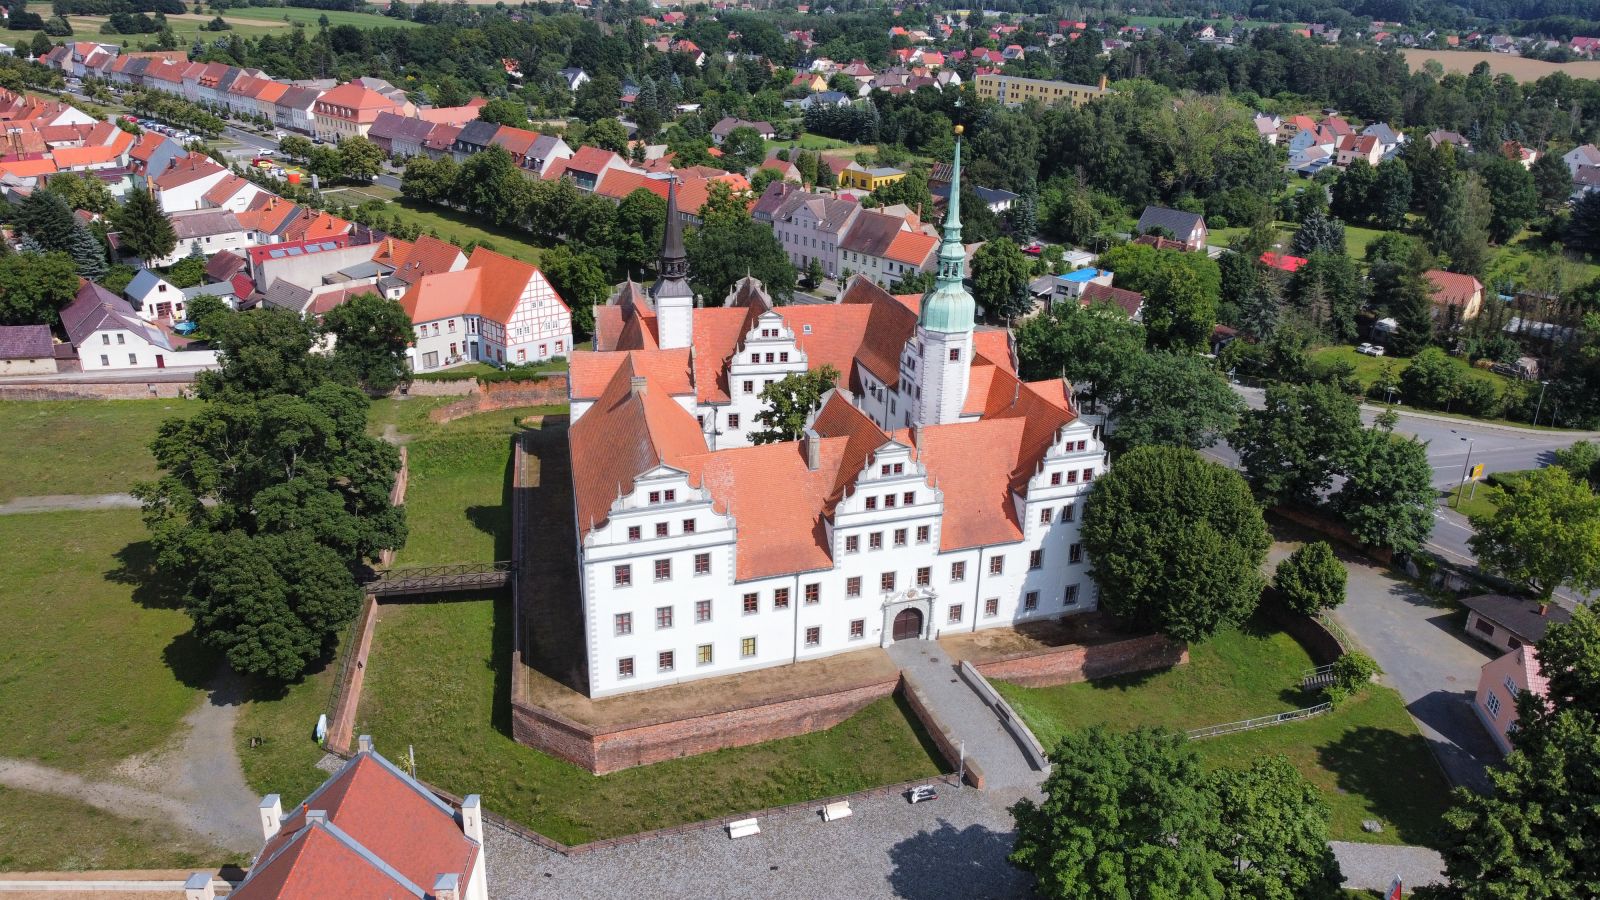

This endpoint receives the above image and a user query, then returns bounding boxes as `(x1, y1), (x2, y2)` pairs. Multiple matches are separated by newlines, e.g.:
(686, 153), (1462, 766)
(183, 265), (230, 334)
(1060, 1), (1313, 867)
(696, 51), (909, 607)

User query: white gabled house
(399, 246), (573, 372)
(63, 281), (177, 370)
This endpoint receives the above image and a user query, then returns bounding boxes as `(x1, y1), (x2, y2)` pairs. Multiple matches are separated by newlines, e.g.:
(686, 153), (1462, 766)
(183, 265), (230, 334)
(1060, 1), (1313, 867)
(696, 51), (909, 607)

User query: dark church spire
(656, 176), (689, 283)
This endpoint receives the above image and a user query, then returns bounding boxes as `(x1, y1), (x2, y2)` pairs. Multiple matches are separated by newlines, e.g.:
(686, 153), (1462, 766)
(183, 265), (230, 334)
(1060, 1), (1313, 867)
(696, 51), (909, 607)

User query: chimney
(460, 794), (484, 845)
(305, 809), (327, 827)
(258, 794), (283, 841)
(182, 873), (215, 900)
(630, 376), (647, 398)
(1098, 73), (1108, 91)
(357, 734), (373, 754)
(803, 428), (821, 470)
(432, 873), (461, 900)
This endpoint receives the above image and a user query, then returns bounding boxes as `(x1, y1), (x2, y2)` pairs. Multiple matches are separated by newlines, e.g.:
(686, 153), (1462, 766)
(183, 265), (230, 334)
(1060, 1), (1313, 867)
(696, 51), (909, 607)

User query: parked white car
(1356, 343), (1386, 357)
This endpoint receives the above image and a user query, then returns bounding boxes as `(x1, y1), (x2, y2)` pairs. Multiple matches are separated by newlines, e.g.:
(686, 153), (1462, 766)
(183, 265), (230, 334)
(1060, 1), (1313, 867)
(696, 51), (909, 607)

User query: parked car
(1356, 343), (1386, 357)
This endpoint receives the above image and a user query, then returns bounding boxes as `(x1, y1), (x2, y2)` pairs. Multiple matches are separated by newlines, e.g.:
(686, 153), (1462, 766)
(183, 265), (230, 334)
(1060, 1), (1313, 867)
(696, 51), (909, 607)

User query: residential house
(125, 268), (185, 320)
(368, 112), (441, 158)
(128, 132), (183, 181)
(1426, 129), (1471, 151)
(1563, 144), (1600, 177)
(0, 324), (56, 374)
(546, 146), (636, 192)
(273, 85), (323, 135)
(380, 233), (467, 296)
(1426, 269), (1485, 324)
(246, 236), (359, 291)
(558, 67), (590, 91)
(1052, 268), (1114, 305)
(709, 117), (776, 145)
(152, 152), (229, 213)
(400, 246), (573, 371)
(1336, 134), (1382, 168)
(837, 207), (935, 287)
(228, 737), (489, 900)
(1135, 206), (1208, 251)
(1253, 113), (1281, 145)
(1077, 282), (1144, 320)
(312, 80), (413, 143)
(1501, 140), (1538, 169)
(235, 195), (303, 246)
(159, 209), (249, 267)
(1361, 122), (1405, 156)
(1474, 644), (1548, 754)
(202, 173), (268, 213)
(1460, 593), (1572, 653)
(63, 281), (176, 370)
(838, 162), (906, 192)
(450, 119), (502, 161)
(974, 73), (1110, 108)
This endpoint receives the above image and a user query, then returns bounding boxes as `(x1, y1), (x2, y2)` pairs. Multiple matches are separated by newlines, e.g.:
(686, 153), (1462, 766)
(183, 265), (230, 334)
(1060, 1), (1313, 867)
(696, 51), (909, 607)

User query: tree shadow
(161, 627), (223, 691)
(106, 539), (187, 611)
(1317, 724), (1457, 846)
(885, 817), (1031, 899)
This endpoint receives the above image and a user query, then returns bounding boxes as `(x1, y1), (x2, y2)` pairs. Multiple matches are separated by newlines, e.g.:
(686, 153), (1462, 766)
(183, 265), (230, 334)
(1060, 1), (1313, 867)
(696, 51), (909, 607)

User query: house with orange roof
(838, 207), (933, 288)
(1426, 268), (1485, 324)
(312, 80), (414, 143)
(1474, 644), (1549, 754)
(547, 145), (638, 192)
(152, 151), (229, 212)
(399, 246), (572, 371)
(224, 736), (489, 900)
(569, 135), (1107, 698)
(235, 195), (303, 244)
(201, 172), (269, 213)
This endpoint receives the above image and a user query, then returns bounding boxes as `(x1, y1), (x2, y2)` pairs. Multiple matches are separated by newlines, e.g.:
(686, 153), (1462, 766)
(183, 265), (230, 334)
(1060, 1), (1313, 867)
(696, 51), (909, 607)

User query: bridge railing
(363, 561), (515, 596)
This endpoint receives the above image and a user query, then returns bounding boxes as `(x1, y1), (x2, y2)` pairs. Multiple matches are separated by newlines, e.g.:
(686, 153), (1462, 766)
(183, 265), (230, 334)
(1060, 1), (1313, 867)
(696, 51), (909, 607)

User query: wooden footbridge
(363, 561), (514, 597)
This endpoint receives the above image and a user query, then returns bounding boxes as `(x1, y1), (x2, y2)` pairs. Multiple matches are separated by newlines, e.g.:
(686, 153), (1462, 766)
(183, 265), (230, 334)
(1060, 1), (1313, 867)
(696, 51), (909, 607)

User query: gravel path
(0, 493), (140, 515)
(0, 666), (260, 854)
(887, 640), (1040, 790)
(1332, 841), (1446, 891)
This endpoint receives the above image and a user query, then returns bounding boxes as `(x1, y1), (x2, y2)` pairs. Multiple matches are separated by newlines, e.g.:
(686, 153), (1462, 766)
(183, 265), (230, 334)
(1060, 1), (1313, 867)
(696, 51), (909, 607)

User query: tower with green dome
(914, 125), (977, 426)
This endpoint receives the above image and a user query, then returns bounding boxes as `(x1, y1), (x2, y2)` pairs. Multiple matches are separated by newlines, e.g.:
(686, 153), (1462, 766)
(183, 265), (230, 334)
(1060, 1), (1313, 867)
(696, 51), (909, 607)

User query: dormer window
(803, 324), (813, 334)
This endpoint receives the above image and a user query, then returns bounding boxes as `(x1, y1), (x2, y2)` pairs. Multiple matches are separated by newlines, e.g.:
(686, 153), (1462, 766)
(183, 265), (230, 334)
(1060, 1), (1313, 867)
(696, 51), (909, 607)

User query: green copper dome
(917, 128), (976, 335)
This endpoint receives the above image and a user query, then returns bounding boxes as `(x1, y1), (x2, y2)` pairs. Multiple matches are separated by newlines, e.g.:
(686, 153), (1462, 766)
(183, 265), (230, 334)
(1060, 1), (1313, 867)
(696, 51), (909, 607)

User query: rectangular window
(101, 334), (110, 345)
(885, 494), (897, 508)
(129, 353), (138, 365)
(1040, 508), (1053, 524)
(683, 519), (696, 534)
(1030, 550), (1043, 570)
(1504, 676), (1519, 696)
(948, 348), (959, 361)
(989, 556), (1004, 575)
(805, 626), (821, 647)
(695, 599), (711, 623)
(741, 637), (757, 657)
(618, 657), (634, 679)
(948, 604), (963, 624)
(804, 583), (820, 605)
(614, 612), (632, 635)
(1485, 691), (1501, 718)
(1070, 543), (1083, 564)
(850, 619), (865, 639)
(1077, 440), (1087, 451)
(869, 532), (883, 550)
(656, 606), (673, 629)
(1083, 468), (1095, 482)
(727, 413), (740, 428)
(1050, 472), (1062, 486)
(880, 464), (891, 475)
(743, 380), (754, 394)
(99, 355), (109, 366)
(656, 522), (669, 538)
(780, 352), (789, 363)
(648, 491), (660, 504)
(903, 491), (915, 505)
(894, 528), (907, 547)
(845, 534), (859, 553)
(916, 525), (930, 543)
(697, 643), (713, 665)
(984, 597), (999, 617)
(765, 353), (774, 363)
(881, 572), (896, 592)
(654, 559), (671, 581)
(774, 587), (790, 609)
(694, 553), (711, 575)
(1024, 591), (1039, 612)
(743, 593), (759, 614)
(628, 525), (641, 541)
(1474, 618), (1495, 636)
(614, 564), (632, 587)
(117, 333), (126, 345)
(916, 566), (931, 587)
(951, 561), (966, 582)
(664, 490), (676, 502)
(1064, 584), (1080, 605)
(847, 576), (862, 597)
(1067, 471), (1079, 484)
(1062, 504), (1075, 522)
(893, 463), (904, 474)
(865, 496), (877, 510)
(658, 650), (675, 672)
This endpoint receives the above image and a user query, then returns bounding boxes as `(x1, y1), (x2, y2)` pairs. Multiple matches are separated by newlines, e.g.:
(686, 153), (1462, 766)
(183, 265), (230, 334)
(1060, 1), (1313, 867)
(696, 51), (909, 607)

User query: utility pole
(1533, 379), (1549, 427)
(1452, 437), (1475, 510)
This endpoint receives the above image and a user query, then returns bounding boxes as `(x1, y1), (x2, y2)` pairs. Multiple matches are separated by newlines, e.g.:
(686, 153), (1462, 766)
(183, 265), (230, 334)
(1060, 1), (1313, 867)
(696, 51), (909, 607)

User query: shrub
(1273, 541), (1347, 615)
(1326, 651), (1381, 705)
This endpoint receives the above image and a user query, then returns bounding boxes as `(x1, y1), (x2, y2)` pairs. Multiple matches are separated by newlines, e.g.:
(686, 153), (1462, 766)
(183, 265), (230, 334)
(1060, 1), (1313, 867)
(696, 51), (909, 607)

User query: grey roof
(1460, 593), (1572, 643)
(711, 116), (775, 138)
(528, 133), (564, 160)
(62, 281), (171, 350)
(260, 279), (313, 314)
(1362, 122), (1401, 144)
(181, 282), (236, 300)
(275, 85), (323, 110)
(369, 111), (437, 145)
(454, 119), (501, 149)
(124, 267), (172, 303)
(205, 249), (247, 282)
(752, 180), (802, 221)
(0, 324), (52, 359)
(1136, 205), (1205, 238)
(931, 183), (1019, 205)
(170, 209), (243, 240)
(337, 260), (388, 280)
(839, 209), (906, 256)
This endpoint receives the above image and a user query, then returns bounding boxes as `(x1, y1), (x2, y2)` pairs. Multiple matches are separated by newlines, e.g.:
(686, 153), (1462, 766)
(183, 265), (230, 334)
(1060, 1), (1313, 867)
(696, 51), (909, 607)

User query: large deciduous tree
(1273, 541), (1347, 615)
(323, 292), (413, 394)
(970, 239), (1032, 321)
(1234, 381), (1362, 507)
(750, 365), (840, 444)
(1099, 242), (1220, 351)
(1081, 445), (1269, 642)
(0, 251), (81, 326)
(1015, 299), (1144, 409)
(538, 245), (609, 340)
(1105, 351), (1244, 452)
(687, 216), (795, 305)
(1476, 154), (1538, 244)
(1468, 466), (1600, 602)
(1332, 413), (1435, 554)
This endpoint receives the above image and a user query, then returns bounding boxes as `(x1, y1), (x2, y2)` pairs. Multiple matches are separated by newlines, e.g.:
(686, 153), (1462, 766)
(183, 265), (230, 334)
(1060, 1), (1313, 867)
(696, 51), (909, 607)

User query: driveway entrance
(892, 607), (923, 641)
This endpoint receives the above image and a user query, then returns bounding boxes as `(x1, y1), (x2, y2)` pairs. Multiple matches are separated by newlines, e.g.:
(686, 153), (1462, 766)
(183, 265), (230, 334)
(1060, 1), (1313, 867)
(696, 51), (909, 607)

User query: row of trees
(125, 88), (226, 136)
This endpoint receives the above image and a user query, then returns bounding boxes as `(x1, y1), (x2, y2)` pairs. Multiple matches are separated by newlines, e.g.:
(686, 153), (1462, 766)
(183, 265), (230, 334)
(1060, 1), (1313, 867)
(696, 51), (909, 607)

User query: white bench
(727, 817), (761, 839)
(822, 800), (852, 822)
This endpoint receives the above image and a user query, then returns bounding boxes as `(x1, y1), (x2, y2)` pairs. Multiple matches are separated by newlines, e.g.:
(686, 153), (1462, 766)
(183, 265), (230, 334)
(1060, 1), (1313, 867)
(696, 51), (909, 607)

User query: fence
(1185, 702), (1333, 740)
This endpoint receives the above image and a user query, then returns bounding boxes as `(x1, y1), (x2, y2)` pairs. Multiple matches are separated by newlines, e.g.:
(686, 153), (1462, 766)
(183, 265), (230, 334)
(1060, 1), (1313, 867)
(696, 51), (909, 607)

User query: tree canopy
(750, 365), (840, 444)
(1273, 541), (1347, 616)
(322, 292), (414, 395)
(1081, 445), (1269, 643)
(1468, 466), (1600, 602)
(1234, 381), (1362, 507)
(1105, 351), (1243, 452)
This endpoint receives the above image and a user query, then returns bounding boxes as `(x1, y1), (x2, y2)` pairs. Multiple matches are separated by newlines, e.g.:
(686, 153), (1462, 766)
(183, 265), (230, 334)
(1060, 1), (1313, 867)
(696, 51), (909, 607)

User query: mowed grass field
(9, 7), (409, 53)
(334, 188), (548, 267)
(994, 616), (1451, 845)
(1310, 346), (1512, 393)
(356, 594), (949, 845)
(1401, 48), (1600, 79)
(0, 400), (185, 502)
(0, 785), (225, 871)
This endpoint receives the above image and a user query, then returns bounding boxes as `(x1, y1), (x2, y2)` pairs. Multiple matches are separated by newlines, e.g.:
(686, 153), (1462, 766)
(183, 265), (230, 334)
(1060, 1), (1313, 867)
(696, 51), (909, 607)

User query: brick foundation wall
(899, 677), (985, 789)
(0, 381), (195, 400)
(326, 594), (380, 755)
(1271, 506), (1393, 566)
(509, 664), (897, 775)
(404, 378), (481, 397)
(428, 375), (570, 423)
(972, 633), (1187, 689)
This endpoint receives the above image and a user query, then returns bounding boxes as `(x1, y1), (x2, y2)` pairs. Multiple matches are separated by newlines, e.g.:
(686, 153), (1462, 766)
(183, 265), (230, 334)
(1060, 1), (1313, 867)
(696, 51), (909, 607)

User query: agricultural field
(1400, 48), (1600, 79)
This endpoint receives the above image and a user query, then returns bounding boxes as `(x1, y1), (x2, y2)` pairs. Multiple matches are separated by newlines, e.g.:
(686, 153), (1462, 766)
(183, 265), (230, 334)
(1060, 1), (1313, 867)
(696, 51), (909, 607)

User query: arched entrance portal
(892, 607), (924, 642)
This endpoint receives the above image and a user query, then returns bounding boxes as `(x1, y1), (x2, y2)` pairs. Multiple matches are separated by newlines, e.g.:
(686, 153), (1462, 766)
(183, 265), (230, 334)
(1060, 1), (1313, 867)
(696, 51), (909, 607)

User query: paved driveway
(1330, 554), (1500, 794)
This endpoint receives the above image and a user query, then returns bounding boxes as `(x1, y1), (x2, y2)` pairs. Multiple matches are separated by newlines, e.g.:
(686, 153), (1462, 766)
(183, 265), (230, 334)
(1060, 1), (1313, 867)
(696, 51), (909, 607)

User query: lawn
(374, 198), (549, 267)
(356, 594), (948, 845)
(221, 6), (417, 29)
(0, 509), (212, 773)
(0, 400), (189, 502)
(994, 616), (1451, 845)
(234, 639), (345, 812)
(391, 406), (566, 567)
(0, 786), (226, 872)
(1311, 346), (1511, 394)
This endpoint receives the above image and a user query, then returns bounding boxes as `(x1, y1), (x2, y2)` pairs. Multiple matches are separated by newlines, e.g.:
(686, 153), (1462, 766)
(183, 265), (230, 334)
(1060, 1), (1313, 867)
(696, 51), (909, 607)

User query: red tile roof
(1425, 269), (1483, 307)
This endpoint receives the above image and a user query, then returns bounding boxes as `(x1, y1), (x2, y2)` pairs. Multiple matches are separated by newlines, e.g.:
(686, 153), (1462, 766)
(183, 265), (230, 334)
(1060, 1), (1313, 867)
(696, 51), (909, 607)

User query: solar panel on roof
(268, 249), (286, 258)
